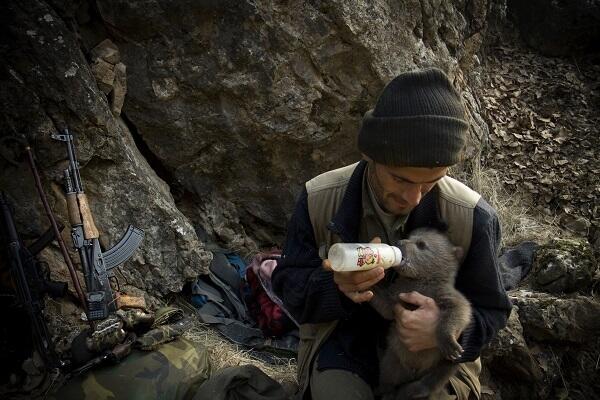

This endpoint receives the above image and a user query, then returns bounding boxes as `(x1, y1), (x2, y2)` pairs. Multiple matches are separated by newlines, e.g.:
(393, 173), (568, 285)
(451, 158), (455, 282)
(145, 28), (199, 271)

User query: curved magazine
(103, 225), (144, 270)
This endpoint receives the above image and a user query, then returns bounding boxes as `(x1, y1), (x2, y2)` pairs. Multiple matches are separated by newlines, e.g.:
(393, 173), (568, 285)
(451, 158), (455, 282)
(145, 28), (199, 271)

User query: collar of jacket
(326, 160), (447, 242)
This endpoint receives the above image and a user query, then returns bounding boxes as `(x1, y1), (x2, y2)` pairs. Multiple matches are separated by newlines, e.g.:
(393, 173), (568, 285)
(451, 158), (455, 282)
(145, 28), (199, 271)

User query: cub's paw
(438, 336), (464, 361)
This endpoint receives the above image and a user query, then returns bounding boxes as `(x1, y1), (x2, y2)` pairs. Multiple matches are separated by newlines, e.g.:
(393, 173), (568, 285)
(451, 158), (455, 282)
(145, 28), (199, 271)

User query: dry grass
(464, 157), (566, 247)
(182, 318), (298, 384)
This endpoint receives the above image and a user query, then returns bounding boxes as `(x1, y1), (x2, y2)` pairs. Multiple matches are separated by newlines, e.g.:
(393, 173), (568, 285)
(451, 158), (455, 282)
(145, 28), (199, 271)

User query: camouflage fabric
(116, 309), (154, 330)
(134, 317), (195, 351)
(87, 317), (126, 353)
(49, 337), (211, 400)
(152, 306), (184, 328)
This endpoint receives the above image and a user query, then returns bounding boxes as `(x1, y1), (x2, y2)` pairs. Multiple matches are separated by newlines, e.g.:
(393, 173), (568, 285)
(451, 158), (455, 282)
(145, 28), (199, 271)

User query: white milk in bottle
(327, 243), (402, 272)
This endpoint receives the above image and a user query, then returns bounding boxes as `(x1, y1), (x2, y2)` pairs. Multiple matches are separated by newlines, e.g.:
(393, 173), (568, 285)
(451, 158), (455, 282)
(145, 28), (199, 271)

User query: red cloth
(245, 253), (295, 337)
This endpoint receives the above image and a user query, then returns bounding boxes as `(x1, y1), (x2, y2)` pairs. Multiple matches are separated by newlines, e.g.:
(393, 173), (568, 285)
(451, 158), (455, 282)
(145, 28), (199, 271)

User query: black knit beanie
(358, 67), (468, 167)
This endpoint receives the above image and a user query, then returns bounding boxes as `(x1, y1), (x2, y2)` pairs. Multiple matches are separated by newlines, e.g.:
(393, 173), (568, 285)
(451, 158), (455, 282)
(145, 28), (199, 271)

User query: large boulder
(528, 238), (598, 295)
(480, 288), (600, 400)
(481, 309), (543, 399)
(84, 0), (492, 245)
(510, 290), (600, 344)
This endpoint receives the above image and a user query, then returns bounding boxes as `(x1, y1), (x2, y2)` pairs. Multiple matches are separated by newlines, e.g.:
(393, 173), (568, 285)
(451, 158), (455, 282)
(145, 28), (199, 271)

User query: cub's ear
(453, 246), (463, 261)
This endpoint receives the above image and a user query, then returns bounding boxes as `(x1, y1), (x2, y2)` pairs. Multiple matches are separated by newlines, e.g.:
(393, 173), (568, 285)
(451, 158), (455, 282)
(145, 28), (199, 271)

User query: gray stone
(529, 238), (598, 294)
(90, 38), (120, 65)
(482, 309), (543, 382)
(509, 290), (600, 343)
(90, 57), (115, 94)
(481, 291), (600, 399)
(111, 62), (127, 115)
(560, 214), (591, 236)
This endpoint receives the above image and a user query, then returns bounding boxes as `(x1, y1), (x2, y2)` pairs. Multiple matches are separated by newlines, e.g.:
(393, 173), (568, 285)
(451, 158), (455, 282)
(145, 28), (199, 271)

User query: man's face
(368, 162), (448, 216)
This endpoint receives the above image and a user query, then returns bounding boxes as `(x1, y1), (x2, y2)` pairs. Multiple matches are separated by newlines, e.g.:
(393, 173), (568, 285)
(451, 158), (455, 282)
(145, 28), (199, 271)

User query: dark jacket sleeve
(455, 199), (513, 362)
(271, 188), (355, 324)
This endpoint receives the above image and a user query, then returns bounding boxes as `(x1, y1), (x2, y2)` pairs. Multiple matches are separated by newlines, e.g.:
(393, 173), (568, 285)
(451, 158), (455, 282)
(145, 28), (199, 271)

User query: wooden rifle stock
(77, 193), (99, 239)
(66, 192), (82, 225)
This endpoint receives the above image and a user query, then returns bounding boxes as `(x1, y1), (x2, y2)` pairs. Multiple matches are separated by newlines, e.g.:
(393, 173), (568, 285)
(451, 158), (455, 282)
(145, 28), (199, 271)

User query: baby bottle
(327, 243), (402, 272)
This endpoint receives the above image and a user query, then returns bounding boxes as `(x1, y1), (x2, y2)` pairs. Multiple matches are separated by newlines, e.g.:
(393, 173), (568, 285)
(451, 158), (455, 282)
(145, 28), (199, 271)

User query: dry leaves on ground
(478, 44), (600, 238)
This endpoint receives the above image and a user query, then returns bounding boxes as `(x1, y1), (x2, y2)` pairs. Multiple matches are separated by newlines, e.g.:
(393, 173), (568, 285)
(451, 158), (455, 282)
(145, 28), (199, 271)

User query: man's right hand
(322, 237), (386, 303)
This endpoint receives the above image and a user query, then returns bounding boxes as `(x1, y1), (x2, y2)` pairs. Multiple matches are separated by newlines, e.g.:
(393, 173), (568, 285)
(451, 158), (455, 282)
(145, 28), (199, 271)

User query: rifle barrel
(64, 130), (83, 193)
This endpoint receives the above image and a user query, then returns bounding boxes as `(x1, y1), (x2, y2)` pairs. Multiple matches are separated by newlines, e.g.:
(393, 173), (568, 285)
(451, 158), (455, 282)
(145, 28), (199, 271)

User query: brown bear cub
(370, 228), (472, 400)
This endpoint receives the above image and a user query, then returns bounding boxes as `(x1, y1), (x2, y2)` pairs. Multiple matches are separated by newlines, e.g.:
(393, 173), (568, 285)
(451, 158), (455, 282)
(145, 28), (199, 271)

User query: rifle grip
(77, 194), (99, 239)
(66, 193), (82, 225)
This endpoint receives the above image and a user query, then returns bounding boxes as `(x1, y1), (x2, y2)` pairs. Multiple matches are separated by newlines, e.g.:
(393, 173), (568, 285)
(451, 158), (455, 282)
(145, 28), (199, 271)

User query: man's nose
(403, 184), (422, 207)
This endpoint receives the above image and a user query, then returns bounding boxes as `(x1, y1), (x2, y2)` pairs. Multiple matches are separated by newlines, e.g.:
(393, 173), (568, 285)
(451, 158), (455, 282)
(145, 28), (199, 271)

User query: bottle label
(357, 246), (381, 268)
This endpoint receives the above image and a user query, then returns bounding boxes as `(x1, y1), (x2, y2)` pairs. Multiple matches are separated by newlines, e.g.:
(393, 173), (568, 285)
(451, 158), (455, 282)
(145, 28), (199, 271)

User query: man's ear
(453, 246), (463, 261)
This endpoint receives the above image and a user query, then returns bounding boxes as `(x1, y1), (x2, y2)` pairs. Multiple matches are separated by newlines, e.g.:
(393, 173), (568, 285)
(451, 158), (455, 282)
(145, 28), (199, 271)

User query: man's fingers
(353, 274), (385, 292)
(344, 267), (384, 285)
(370, 236), (382, 244)
(407, 344), (422, 353)
(394, 302), (406, 317)
(398, 291), (434, 308)
(345, 290), (374, 303)
(338, 272), (383, 293)
(333, 267), (383, 286)
(338, 275), (383, 294)
(322, 259), (333, 271)
(397, 326), (411, 338)
(400, 314), (418, 328)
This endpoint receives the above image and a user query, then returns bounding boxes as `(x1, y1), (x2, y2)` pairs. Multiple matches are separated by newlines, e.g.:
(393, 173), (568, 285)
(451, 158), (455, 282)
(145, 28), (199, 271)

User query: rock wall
(87, 0), (491, 245)
(0, 0), (491, 300)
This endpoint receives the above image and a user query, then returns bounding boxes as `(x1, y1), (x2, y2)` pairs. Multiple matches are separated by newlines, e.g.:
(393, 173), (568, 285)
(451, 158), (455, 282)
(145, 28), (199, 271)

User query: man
(272, 68), (512, 400)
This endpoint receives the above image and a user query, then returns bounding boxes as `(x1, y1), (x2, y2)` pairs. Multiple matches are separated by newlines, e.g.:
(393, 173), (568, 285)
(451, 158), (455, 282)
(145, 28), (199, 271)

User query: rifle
(51, 129), (144, 321)
(0, 192), (67, 371)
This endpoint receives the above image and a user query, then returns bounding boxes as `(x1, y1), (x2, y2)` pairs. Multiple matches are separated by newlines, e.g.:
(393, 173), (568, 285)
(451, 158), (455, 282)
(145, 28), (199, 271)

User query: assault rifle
(51, 129), (144, 321)
(0, 192), (67, 371)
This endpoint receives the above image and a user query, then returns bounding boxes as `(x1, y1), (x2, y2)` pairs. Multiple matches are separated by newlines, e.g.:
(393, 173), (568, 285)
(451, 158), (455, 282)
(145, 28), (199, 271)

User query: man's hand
(322, 237), (385, 303)
(395, 291), (440, 352)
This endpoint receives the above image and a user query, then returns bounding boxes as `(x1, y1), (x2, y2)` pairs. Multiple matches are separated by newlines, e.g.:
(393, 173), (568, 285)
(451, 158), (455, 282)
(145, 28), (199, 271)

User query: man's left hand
(394, 291), (440, 352)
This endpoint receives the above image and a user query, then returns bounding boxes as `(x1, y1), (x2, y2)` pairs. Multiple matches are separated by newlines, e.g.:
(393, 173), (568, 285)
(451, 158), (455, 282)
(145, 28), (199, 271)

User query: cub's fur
(370, 228), (472, 400)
